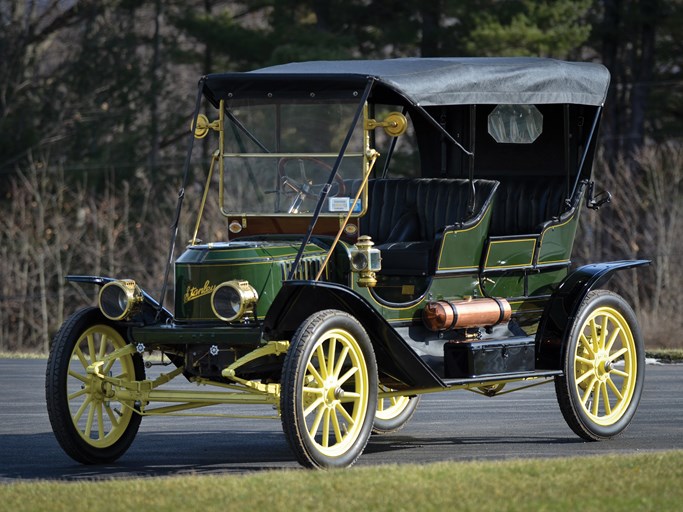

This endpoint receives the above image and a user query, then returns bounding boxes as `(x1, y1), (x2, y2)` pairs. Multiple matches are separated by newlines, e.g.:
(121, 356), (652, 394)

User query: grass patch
(2, 451), (683, 511)
(645, 348), (683, 362)
(0, 352), (46, 359)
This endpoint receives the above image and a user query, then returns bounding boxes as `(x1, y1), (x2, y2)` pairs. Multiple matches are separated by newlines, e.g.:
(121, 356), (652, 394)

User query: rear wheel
(46, 307), (145, 464)
(280, 309), (377, 468)
(373, 388), (420, 434)
(555, 290), (644, 440)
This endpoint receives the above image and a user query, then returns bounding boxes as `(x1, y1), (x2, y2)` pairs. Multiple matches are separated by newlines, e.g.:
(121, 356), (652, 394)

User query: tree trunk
(626, 0), (658, 156)
(599, 0), (623, 165)
(420, 1), (441, 57)
(148, 0), (163, 174)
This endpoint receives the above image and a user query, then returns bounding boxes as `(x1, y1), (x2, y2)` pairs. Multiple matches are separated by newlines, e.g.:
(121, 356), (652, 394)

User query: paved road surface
(1, 359), (681, 481)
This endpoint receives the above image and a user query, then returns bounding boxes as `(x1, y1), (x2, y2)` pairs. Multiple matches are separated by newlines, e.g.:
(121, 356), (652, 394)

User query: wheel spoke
(85, 401), (96, 437)
(74, 345), (89, 370)
(337, 366), (359, 387)
(302, 386), (324, 395)
(581, 377), (597, 406)
(322, 408), (331, 448)
(599, 315), (609, 350)
(98, 334), (108, 360)
(591, 382), (601, 416)
(104, 403), (120, 427)
(579, 333), (595, 355)
(335, 402), (355, 424)
(606, 376), (624, 400)
(103, 357), (118, 376)
(97, 403), (105, 440)
(601, 382), (612, 415)
(308, 403), (326, 437)
(327, 336), (337, 378)
(608, 347), (628, 363)
(332, 346), (350, 379)
(377, 398), (386, 412)
(87, 334), (96, 364)
(575, 368), (594, 386)
(576, 355), (593, 366)
(73, 396), (92, 423)
(68, 388), (88, 401)
(611, 368), (629, 378)
(68, 369), (88, 384)
(331, 408), (343, 444)
(303, 396), (325, 418)
(340, 391), (361, 402)
(605, 325), (622, 353)
(316, 345), (329, 379)
(306, 362), (324, 386)
(590, 318), (599, 352)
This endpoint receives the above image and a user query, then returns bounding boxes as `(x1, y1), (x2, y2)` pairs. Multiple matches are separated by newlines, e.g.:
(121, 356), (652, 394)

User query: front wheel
(280, 309), (377, 468)
(555, 290), (644, 440)
(45, 307), (145, 464)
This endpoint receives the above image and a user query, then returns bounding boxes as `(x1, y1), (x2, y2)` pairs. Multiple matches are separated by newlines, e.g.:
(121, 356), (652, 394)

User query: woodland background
(1, 0), (681, 352)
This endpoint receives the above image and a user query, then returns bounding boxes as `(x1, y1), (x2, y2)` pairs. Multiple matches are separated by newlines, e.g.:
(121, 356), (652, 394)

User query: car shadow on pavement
(0, 431), (299, 481)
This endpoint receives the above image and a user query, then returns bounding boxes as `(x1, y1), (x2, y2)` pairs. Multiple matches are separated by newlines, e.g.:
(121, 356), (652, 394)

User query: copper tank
(422, 297), (511, 331)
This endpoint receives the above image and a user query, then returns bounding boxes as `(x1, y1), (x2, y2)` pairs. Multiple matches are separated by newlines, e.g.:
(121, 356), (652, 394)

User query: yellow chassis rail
(85, 341), (555, 419)
(85, 342), (290, 418)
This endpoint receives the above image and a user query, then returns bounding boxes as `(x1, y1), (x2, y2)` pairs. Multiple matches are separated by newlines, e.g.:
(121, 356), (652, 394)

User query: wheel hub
(594, 350), (613, 382)
(323, 380), (344, 407)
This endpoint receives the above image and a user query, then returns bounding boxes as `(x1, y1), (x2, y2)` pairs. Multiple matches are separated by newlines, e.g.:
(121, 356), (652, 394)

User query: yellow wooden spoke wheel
(373, 386), (420, 434)
(555, 290), (644, 440)
(46, 308), (144, 464)
(281, 310), (377, 468)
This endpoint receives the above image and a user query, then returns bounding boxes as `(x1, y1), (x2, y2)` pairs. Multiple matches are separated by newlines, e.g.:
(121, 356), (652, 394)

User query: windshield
(219, 100), (366, 216)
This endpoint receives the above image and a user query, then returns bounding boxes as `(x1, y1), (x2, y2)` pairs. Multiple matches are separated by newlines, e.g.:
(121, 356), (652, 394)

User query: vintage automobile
(46, 57), (649, 469)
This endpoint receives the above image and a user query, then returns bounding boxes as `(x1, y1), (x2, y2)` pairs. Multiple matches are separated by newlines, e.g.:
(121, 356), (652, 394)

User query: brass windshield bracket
(364, 112), (408, 137)
(192, 114), (221, 139)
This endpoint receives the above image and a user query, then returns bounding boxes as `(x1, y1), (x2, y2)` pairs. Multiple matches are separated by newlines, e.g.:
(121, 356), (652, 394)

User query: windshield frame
(215, 97), (371, 220)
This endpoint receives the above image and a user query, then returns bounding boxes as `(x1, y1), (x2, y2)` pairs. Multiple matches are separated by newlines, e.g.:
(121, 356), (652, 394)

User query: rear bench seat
(359, 178), (499, 275)
(487, 176), (579, 236)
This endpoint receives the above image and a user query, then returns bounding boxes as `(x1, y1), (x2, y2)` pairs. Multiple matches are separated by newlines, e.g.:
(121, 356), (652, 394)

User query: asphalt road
(1, 359), (681, 481)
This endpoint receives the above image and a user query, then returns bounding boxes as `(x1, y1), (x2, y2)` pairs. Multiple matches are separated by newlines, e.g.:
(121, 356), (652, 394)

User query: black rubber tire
(373, 393), (421, 435)
(280, 309), (378, 468)
(45, 307), (145, 464)
(555, 290), (645, 441)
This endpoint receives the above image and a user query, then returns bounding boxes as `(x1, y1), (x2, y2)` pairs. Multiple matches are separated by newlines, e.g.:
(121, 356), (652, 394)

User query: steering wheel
(277, 157), (346, 213)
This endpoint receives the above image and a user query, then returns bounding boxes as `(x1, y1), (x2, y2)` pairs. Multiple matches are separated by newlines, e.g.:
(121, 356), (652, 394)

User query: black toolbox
(444, 337), (535, 378)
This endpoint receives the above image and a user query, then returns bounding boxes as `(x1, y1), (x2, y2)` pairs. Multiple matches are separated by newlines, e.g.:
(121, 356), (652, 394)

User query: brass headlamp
(211, 280), (259, 322)
(98, 280), (143, 321)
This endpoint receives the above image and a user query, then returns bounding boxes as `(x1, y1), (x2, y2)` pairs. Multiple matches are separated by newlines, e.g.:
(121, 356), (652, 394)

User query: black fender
(66, 275), (173, 324)
(263, 280), (445, 390)
(535, 260), (650, 369)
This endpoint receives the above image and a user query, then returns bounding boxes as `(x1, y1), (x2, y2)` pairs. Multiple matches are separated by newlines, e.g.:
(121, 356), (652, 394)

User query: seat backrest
(360, 178), (498, 243)
(489, 176), (569, 236)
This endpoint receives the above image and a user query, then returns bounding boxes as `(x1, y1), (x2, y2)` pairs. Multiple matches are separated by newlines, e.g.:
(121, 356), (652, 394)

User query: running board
(442, 369), (563, 388)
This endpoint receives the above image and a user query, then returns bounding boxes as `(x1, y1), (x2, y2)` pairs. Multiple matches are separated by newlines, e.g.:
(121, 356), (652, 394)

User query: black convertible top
(203, 57), (610, 107)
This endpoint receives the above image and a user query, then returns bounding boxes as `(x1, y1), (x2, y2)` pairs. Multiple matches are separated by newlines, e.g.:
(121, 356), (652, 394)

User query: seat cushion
(377, 241), (433, 276)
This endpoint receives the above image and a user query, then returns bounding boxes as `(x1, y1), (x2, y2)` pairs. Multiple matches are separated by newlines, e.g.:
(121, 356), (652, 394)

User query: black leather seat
(360, 178), (499, 275)
(488, 177), (570, 236)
